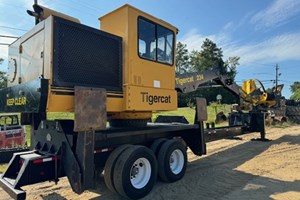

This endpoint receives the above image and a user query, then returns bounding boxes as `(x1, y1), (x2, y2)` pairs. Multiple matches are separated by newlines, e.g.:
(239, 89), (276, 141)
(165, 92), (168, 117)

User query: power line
(0, 25), (28, 32)
(0, 35), (19, 39)
(72, 0), (106, 13)
(43, 0), (54, 5)
(244, 62), (275, 67)
(280, 80), (295, 84)
(0, 2), (26, 10)
(0, 43), (10, 46)
(50, 1), (99, 18)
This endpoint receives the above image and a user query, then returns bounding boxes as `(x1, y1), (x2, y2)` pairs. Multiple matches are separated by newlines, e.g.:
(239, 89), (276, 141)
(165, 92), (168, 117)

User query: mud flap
(61, 140), (83, 193)
(68, 87), (107, 192)
(74, 87), (107, 132)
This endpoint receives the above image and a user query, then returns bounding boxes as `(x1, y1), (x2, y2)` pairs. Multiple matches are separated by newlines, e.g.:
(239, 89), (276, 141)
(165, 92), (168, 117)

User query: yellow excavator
(175, 71), (285, 127)
(241, 79), (284, 109)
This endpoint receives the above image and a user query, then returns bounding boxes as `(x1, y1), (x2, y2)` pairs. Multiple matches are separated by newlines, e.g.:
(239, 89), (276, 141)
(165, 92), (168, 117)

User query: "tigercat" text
(140, 92), (171, 105)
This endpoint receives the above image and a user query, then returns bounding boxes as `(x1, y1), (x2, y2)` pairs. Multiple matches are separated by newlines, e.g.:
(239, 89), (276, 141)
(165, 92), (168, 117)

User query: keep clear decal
(6, 97), (27, 106)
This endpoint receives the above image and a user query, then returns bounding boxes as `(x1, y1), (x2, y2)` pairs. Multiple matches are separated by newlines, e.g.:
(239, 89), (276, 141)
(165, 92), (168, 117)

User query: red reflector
(94, 147), (113, 154)
(33, 159), (43, 164)
(32, 156), (60, 164)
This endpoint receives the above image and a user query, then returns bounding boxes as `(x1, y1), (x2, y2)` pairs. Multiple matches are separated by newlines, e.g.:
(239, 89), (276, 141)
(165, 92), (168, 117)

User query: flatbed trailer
(0, 100), (207, 200)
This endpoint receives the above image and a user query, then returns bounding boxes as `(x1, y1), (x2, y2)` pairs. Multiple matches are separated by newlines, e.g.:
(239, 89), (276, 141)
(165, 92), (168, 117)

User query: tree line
(290, 82), (300, 101)
(176, 38), (240, 107)
(0, 58), (7, 88)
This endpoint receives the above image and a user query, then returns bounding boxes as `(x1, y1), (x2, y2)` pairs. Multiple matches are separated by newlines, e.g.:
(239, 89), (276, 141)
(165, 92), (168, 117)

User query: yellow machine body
(7, 4), (178, 119)
(241, 79), (276, 107)
(99, 5), (178, 114)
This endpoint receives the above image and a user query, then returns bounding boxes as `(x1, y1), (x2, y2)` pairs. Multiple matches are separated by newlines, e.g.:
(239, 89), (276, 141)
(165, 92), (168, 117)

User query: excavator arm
(176, 70), (240, 94)
(175, 70), (242, 103)
(175, 70), (283, 109)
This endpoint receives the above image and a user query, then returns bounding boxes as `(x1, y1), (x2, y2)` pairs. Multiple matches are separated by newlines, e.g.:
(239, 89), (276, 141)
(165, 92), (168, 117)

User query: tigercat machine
(4, 3), (178, 126)
(0, 4), (265, 200)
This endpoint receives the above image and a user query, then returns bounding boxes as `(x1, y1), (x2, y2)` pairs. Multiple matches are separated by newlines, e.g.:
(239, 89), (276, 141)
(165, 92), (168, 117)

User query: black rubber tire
(150, 138), (167, 156)
(157, 139), (187, 182)
(104, 144), (132, 193)
(288, 116), (300, 124)
(94, 167), (104, 179)
(113, 145), (158, 199)
(286, 106), (300, 116)
(109, 119), (148, 128)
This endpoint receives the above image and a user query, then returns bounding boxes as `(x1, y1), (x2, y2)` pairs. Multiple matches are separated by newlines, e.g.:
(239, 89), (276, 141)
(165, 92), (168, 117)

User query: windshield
(138, 17), (174, 65)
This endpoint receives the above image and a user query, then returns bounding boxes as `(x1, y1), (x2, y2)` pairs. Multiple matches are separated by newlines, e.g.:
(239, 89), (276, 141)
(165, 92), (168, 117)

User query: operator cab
(100, 5), (178, 111)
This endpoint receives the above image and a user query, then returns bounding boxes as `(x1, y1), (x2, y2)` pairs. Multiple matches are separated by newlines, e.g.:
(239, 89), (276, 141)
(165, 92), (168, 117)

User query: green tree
(190, 38), (238, 79)
(0, 58), (7, 88)
(290, 81), (300, 93)
(175, 42), (191, 74)
(191, 39), (224, 71)
(176, 40), (241, 107)
(290, 82), (300, 100)
(190, 50), (206, 71)
(224, 56), (239, 79)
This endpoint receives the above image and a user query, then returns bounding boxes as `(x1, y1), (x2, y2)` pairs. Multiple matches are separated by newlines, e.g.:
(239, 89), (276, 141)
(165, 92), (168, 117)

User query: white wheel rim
(130, 157), (151, 189)
(169, 149), (184, 175)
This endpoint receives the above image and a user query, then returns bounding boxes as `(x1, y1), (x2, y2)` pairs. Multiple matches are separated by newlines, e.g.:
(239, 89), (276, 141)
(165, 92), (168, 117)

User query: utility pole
(275, 64), (282, 96)
(275, 64), (279, 94)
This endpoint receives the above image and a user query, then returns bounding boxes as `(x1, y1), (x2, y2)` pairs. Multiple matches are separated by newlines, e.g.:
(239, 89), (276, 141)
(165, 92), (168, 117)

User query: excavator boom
(175, 71), (283, 109)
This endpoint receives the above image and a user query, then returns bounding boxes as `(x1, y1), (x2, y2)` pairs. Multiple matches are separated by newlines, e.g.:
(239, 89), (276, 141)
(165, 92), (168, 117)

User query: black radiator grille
(53, 17), (122, 91)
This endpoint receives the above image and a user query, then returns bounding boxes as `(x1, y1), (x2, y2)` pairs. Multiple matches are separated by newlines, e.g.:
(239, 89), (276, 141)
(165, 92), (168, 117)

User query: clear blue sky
(0, 0), (299, 98)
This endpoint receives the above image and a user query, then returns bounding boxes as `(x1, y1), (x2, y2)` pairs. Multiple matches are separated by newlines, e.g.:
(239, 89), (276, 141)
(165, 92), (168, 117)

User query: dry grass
(0, 164), (7, 173)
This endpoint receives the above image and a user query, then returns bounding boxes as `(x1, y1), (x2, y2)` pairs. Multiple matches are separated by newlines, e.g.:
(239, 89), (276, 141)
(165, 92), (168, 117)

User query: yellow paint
(45, 4), (179, 118)
(125, 85), (177, 111)
(47, 91), (124, 112)
(241, 79), (276, 107)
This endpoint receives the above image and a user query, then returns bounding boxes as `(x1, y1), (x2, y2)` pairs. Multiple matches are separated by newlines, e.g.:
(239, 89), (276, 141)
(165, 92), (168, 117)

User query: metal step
(0, 174), (26, 200)
(20, 153), (41, 160)
(3, 177), (15, 185)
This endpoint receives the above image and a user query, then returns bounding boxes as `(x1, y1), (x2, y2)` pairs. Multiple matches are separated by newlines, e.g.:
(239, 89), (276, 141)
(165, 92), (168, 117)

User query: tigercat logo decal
(6, 97), (27, 106)
(175, 74), (204, 86)
(140, 92), (171, 105)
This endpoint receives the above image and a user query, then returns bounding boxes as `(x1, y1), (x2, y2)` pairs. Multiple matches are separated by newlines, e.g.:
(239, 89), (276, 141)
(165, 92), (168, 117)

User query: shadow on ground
(38, 134), (300, 200)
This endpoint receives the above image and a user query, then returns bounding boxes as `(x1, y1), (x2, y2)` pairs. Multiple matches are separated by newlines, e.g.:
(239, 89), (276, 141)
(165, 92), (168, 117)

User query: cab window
(138, 17), (174, 65)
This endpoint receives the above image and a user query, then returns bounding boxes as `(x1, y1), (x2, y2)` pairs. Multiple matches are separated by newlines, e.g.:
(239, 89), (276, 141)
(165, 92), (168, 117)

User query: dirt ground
(1, 125), (300, 200)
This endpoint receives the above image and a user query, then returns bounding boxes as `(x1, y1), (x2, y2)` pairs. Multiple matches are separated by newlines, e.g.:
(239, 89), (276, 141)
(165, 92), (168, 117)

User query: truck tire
(113, 145), (158, 199)
(104, 144), (133, 193)
(150, 138), (167, 156)
(288, 116), (300, 124)
(94, 167), (104, 179)
(286, 106), (300, 116)
(109, 119), (148, 128)
(157, 139), (187, 182)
